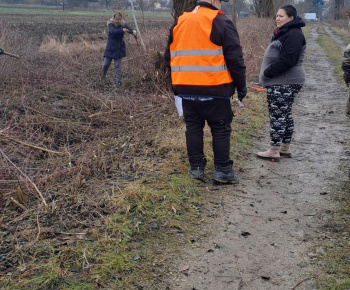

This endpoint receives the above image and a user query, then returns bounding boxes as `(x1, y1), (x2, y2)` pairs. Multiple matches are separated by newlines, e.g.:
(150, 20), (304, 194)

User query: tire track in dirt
(324, 25), (347, 50)
(165, 26), (350, 289)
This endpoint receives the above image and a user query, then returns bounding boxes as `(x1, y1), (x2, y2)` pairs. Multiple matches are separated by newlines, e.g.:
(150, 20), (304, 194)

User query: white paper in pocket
(174, 95), (183, 116)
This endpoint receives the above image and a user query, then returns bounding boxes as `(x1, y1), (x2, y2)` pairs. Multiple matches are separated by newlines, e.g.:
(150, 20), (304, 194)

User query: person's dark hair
(279, 4), (297, 18)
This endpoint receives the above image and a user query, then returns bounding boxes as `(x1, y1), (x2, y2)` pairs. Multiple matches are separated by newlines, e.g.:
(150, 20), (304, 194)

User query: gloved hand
(238, 88), (247, 102)
(0, 48), (4, 55)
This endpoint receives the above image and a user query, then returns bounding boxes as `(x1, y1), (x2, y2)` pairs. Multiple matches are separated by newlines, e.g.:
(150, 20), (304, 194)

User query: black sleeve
(122, 24), (135, 34)
(211, 15), (246, 92)
(264, 29), (304, 78)
(164, 22), (177, 72)
(342, 50), (350, 74)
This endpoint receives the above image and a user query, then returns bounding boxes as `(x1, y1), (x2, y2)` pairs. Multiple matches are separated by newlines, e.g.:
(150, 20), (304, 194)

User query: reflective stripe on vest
(170, 7), (232, 86)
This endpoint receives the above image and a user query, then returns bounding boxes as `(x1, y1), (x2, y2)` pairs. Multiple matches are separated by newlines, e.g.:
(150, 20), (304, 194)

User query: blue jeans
(102, 57), (122, 83)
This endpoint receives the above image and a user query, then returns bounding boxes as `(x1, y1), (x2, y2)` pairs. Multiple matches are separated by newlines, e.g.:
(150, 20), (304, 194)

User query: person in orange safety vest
(164, 0), (247, 184)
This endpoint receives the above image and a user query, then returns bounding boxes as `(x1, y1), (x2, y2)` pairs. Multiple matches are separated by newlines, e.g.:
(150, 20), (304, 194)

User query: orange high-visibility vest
(170, 6), (233, 86)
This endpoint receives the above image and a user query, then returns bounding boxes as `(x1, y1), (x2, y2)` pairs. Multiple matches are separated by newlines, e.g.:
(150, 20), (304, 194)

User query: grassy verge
(312, 23), (350, 290)
(302, 23), (314, 37)
(317, 25), (343, 78)
(326, 24), (350, 45)
(0, 96), (267, 289)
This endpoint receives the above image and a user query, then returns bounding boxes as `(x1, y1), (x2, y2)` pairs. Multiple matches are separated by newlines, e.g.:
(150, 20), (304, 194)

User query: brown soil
(163, 25), (350, 290)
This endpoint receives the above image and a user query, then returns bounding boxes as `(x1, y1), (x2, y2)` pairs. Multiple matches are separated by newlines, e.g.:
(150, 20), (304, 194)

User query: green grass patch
(327, 25), (350, 45)
(231, 92), (267, 160)
(313, 186), (350, 289)
(302, 24), (313, 37)
(311, 23), (350, 290)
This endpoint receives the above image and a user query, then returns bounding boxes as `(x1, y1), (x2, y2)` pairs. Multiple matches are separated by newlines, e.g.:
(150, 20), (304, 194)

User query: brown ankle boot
(280, 143), (292, 158)
(257, 145), (280, 162)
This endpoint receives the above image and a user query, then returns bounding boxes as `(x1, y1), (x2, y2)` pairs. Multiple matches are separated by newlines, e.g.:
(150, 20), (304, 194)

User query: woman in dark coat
(101, 13), (136, 85)
(257, 4), (306, 162)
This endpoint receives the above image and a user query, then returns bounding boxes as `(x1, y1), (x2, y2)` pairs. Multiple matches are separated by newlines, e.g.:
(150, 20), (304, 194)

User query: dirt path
(165, 25), (350, 290)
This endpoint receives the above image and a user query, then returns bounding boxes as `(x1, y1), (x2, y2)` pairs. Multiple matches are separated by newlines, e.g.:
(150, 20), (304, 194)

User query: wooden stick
(292, 276), (316, 289)
(0, 132), (64, 155)
(36, 214), (41, 240)
(3, 51), (20, 59)
(10, 197), (27, 211)
(0, 148), (48, 208)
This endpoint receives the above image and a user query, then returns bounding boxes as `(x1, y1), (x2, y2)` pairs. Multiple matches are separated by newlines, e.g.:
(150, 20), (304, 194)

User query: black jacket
(164, 2), (246, 97)
(342, 45), (350, 85)
(104, 23), (127, 59)
(259, 17), (306, 86)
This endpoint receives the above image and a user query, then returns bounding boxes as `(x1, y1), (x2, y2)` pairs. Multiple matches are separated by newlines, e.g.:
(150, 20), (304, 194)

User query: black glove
(238, 88), (247, 102)
(0, 49), (4, 55)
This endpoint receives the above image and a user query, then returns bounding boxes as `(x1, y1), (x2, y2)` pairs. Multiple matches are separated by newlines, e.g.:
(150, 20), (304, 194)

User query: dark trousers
(182, 98), (233, 169)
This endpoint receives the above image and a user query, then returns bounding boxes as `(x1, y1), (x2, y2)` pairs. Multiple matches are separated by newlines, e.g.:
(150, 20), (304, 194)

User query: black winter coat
(259, 17), (306, 87)
(104, 23), (126, 59)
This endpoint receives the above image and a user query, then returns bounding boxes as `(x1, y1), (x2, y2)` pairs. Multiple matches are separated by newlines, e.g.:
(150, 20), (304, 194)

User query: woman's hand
(123, 28), (129, 33)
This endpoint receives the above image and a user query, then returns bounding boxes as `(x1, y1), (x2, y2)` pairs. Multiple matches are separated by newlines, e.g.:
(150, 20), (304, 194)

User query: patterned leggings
(266, 84), (303, 146)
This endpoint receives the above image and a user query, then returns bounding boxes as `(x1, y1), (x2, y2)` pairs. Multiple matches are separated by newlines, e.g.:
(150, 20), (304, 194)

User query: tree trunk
(231, 0), (237, 26)
(253, 0), (274, 18)
(334, 0), (345, 20)
(172, 0), (198, 20)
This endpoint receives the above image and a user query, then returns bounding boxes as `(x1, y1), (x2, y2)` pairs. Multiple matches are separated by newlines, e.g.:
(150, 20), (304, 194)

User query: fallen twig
(0, 148), (48, 208)
(56, 232), (87, 235)
(10, 197), (27, 211)
(0, 132), (64, 155)
(83, 248), (90, 271)
(292, 276), (316, 289)
(0, 48), (19, 59)
(36, 214), (41, 240)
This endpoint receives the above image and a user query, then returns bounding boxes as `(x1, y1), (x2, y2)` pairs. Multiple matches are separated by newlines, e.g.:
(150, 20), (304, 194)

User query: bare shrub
(237, 17), (275, 83)
(0, 15), (271, 284)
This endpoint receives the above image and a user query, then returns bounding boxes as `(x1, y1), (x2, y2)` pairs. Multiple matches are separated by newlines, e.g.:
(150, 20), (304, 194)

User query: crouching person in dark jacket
(341, 43), (350, 117)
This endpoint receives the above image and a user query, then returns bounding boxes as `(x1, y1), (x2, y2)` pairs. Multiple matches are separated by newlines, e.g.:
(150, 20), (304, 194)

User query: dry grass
(0, 15), (271, 288)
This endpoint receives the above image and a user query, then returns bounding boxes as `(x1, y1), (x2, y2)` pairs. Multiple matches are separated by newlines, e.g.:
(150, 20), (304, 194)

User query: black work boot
(212, 161), (239, 184)
(188, 167), (204, 180)
(346, 96), (350, 117)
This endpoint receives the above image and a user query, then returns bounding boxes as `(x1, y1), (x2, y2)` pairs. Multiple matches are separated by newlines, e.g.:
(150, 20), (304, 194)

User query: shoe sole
(256, 154), (280, 162)
(280, 152), (292, 158)
(212, 179), (239, 185)
(191, 175), (205, 181)
(212, 177), (240, 185)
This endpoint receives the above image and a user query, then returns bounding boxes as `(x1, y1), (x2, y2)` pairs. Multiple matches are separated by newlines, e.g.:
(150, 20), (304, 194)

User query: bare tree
(172, 0), (197, 20)
(231, 0), (237, 25)
(253, 0), (274, 18)
(335, 0), (345, 20)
